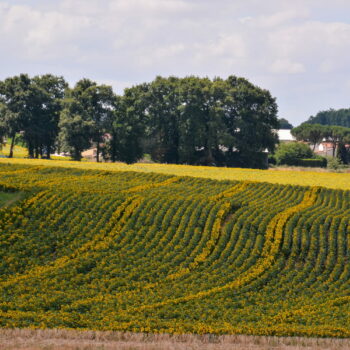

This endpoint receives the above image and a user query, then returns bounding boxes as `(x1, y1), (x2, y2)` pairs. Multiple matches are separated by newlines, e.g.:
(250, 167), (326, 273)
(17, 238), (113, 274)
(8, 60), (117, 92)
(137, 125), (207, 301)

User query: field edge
(0, 328), (350, 350)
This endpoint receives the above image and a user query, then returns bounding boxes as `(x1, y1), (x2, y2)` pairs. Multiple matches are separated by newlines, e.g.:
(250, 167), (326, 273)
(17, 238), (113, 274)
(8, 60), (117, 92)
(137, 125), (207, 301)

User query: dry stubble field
(1, 329), (350, 350)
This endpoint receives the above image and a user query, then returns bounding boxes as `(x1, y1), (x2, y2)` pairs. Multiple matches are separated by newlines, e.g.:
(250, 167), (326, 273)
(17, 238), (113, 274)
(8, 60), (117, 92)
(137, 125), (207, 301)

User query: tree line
(307, 108), (350, 128)
(291, 123), (350, 163)
(0, 74), (280, 168)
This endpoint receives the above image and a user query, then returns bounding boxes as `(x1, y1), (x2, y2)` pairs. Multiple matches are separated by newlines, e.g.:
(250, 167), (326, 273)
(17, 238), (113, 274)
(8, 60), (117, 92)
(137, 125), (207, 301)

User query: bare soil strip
(0, 329), (349, 350)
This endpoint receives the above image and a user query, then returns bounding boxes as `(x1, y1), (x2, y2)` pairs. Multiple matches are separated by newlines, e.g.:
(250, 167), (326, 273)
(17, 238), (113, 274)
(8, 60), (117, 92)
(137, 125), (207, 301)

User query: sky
(0, 0), (349, 126)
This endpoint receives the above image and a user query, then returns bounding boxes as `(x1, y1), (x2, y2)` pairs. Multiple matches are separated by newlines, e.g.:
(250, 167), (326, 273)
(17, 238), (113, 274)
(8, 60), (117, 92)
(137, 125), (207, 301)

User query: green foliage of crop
(0, 190), (24, 208)
(0, 192), (16, 207)
(0, 163), (349, 337)
(0, 144), (28, 158)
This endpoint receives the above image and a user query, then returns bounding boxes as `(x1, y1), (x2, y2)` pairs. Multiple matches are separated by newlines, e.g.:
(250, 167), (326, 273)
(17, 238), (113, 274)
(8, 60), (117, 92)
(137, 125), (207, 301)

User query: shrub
(296, 158), (327, 168)
(268, 155), (277, 165)
(275, 142), (313, 166)
(327, 157), (343, 170)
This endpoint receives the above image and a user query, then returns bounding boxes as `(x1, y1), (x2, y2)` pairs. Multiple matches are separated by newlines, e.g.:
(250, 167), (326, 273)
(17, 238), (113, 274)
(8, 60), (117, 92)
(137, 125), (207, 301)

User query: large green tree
(291, 123), (326, 151)
(59, 112), (93, 161)
(222, 76), (279, 167)
(337, 131), (350, 164)
(59, 80), (94, 161)
(59, 79), (116, 162)
(126, 75), (279, 168)
(104, 93), (145, 164)
(178, 76), (226, 165)
(112, 83), (151, 164)
(82, 82), (116, 162)
(324, 125), (350, 157)
(146, 76), (181, 163)
(30, 74), (67, 158)
(0, 74), (67, 158)
(0, 74), (32, 158)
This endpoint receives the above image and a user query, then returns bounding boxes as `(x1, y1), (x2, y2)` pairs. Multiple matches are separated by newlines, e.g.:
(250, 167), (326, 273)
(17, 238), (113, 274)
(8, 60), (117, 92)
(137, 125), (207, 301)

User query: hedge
(296, 158), (327, 168)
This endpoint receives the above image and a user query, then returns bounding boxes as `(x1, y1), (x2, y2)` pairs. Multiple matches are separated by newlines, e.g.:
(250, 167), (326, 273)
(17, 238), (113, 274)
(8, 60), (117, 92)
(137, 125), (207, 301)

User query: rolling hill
(0, 161), (349, 337)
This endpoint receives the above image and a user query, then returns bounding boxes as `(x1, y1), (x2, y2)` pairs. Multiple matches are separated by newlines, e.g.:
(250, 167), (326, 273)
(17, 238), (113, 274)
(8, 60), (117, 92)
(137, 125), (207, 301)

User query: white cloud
(319, 60), (335, 73)
(108, 0), (193, 15)
(270, 59), (305, 74)
(194, 34), (247, 63)
(268, 21), (350, 57)
(244, 9), (309, 28)
(135, 43), (186, 67)
(60, 0), (103, 15)
(239, 16), (253, 24)
(0, 4), (91, 60)
(0, 0), (350, 125)
(345, 79), (350, 90)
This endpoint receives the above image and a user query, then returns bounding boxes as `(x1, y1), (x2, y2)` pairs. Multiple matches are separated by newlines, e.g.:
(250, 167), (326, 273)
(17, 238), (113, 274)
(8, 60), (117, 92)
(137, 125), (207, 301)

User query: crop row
(0, 163), (349, 337)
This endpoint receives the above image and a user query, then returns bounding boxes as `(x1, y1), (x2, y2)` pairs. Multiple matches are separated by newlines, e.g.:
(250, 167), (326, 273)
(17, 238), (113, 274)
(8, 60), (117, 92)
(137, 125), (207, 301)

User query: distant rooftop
(277, 129), (295, 142)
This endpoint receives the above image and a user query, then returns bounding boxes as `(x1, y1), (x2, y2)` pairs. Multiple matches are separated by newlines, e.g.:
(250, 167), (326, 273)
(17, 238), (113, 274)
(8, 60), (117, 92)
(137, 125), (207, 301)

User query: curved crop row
(0, 163), (349, 337)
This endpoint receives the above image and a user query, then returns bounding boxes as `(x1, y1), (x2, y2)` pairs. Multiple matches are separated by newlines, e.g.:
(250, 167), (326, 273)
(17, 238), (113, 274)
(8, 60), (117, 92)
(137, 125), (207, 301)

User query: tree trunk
(46, 143), (51, 159)
(204, 133), (214, 165)
(332, 142), (336, 157)
(28, 143), (34, 158)
(174, 136), (179, 164)
(96, 141), (100, 162)
(338, 144), (348, 164)
(204, 110), (214, 165)
(8, 134), (15, 158)
(74, 147), (81, 161)
(173, 122), (180, 164)
(111, 133), (117, 162)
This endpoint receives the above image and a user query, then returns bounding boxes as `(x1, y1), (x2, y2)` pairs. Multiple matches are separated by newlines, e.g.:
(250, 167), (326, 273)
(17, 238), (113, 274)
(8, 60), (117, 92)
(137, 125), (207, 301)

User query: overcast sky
(1, 0), (349, 125)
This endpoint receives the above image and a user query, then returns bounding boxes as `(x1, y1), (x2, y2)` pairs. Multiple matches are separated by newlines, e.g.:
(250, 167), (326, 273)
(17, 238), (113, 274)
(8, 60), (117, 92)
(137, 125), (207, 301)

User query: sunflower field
(0, 161), (349, 337)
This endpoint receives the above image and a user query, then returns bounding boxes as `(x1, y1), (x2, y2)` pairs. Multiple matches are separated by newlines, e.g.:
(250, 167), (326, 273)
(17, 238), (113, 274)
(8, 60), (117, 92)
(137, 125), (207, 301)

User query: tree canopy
(291, 123), (350, 163)
(59, 79), (116, 162)
(0, 74), (279, 168)
(129, 75), (279, 168)
(291, 123), (326, 151)
(307, 108), (350, 127)
(278, 118), (293, 129)
(0, 74), (67, 158)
